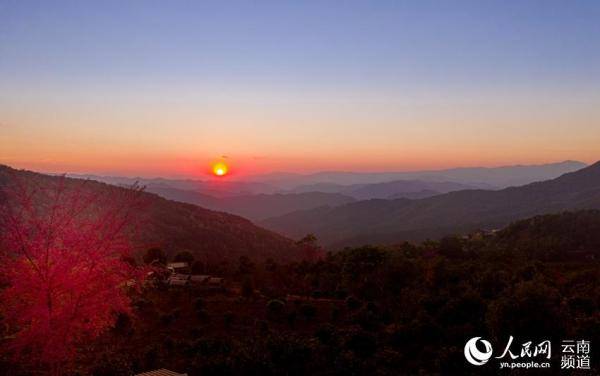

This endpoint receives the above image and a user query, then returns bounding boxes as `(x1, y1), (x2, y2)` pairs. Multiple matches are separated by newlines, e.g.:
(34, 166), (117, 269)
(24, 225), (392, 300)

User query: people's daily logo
(464, 337), (591, 370)
(464, 337), (493, 366)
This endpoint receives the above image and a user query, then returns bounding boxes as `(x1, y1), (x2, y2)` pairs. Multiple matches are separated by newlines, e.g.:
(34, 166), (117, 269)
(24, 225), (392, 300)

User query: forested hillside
(3, 210), (596, 374)
(0, 165), (302, 262)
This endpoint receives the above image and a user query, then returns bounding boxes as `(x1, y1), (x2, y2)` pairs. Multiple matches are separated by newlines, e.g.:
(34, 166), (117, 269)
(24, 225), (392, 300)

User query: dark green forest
(4, 211), (597, 375)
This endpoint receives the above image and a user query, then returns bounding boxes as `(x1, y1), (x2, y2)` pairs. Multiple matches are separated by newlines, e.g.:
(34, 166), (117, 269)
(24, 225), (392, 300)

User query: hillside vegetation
(0, 165), (302, 262)
(3, 210), (596, 374)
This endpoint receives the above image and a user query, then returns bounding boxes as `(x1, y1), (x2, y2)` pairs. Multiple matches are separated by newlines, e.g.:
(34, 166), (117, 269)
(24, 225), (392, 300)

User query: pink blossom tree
(0, 175), (146, 370)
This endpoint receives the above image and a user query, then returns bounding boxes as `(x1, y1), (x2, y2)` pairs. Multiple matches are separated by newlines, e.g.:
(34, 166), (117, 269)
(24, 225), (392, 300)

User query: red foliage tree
(0, 175), (146, 369)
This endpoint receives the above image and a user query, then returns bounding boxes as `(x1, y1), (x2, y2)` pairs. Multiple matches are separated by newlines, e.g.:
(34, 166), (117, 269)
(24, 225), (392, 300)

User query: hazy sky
(1, 1), (599, 178)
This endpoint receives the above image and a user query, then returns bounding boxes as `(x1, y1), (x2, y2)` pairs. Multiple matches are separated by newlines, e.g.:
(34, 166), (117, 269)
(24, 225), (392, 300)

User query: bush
(194, 297), (205, 311)
(352, 307), (380, 331)
(331, 305), (341, 322)
(160, 309), (181, 326)
(255, 319), (269, 333)
(133, 298), (152, 312)
(112, 312), (133, 335)
(241, 277), (254, 298)
(267, 335), (312, 374)
(315, 324), (336, 345)
(192, 338), (232, 356)
(266, 299), (286, 316)
(197, 308), (210, 322)
(173, 250), (195, 264)
(299, 303), (317, 321)
(366, 301), (378, 313)
(439, 236), (464, 259)
(487, 280), (565, 339)
(224, 311), (235, 327)
(143, 247), (166, 265)
(91, 355), (131, 376)
(287, 310), (297, 327)
(345, 295), (362, 310)
(346, 330), (377, 358)
(191, 260), (205, 274)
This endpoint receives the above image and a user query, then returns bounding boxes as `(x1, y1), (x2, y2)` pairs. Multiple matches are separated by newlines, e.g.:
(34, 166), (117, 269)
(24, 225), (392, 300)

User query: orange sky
(1, 84), (599, 178)
(2, 2), (599, 178)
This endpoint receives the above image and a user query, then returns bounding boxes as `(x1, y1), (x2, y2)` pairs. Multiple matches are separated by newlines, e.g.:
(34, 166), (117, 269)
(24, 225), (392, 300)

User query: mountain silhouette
(249, 160), (586, 189)
(0, 165), (301, 262)
(261, 161), (600, 247)
(144, 186), (356, 221)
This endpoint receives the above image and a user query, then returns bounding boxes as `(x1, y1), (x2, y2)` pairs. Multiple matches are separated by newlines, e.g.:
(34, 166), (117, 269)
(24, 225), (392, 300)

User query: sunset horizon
(2, 2), (599, 179)
(2, 158), (594, 181)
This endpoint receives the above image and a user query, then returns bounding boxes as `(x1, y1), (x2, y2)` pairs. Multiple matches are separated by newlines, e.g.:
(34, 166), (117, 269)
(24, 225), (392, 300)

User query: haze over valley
(65, 160), (586, 222)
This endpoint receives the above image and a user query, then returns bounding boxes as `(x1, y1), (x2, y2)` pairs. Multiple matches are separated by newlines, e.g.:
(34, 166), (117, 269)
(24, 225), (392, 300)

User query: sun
(212, 162), (228, 177)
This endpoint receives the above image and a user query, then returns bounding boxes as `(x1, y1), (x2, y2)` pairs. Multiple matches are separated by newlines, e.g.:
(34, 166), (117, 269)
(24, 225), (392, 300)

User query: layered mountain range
(261, 161), (600, 247)
(68, 161), (586, 221)
(4, 160), (597, 254)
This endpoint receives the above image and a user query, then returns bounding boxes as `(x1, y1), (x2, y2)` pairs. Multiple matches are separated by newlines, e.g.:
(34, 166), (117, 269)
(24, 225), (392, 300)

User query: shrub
(91, 355), (131, 376)
(352, 307), (380, 331)
(299, 303), (317, 321)
(133, 298), (152, 312)
(315, 324), (336, 345)
(194, 297), (205, 311)
(345, 295), (362, 310)
(346, 330), (377, 358)
(112, 312), (133, 335)
(191, 260), (205, 274)
(143, 247), (167, 265)
(287, 310), (297, 327)
(163, 335), (176, 351)
(255, 319), (269, 333)
(486, 280), (565, 338)
(197, 308), (210, 322)
(366, 301), (378, 312)
(241, 277), (254, 298)
(173, 250), (194, 264)
(266, 299), (286, 316)
(192, 338), (232, 356)
(438, 236), (465, 259)
(160, 309), (181, 326)
(331, 305), (341, 322)
(224, 311), (235, 327)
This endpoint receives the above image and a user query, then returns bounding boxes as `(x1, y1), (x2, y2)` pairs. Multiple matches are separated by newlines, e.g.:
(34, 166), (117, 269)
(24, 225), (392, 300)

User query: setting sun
(212, 162), (228, 177)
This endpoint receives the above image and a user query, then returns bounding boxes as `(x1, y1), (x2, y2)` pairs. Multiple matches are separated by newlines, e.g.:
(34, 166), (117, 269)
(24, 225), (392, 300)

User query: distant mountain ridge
(143, 180), (475, 219)
(144, 186), (356, 221)
(65, 161), (587, 220)
(66, 174), (278, 197)
(248, 160), (586, 189)
(69, 160), (586, 195)
(319, 179), (479, 200)
(261, 161), (600, 248)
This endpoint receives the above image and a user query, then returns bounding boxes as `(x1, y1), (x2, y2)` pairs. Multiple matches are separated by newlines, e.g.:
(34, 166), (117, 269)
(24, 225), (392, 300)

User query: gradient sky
(1, 1), (599, 178)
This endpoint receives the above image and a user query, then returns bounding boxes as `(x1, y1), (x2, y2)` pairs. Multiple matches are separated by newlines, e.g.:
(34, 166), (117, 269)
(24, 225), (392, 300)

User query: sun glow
(212, 162), (228, 177)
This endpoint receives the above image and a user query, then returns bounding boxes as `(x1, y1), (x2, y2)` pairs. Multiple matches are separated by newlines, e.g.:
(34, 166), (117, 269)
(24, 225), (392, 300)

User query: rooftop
(135, 369), (187, 376)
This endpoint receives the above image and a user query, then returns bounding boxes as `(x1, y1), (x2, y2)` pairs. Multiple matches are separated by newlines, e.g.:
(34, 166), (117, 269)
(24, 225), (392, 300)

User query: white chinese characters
(561, 340), (591, 370)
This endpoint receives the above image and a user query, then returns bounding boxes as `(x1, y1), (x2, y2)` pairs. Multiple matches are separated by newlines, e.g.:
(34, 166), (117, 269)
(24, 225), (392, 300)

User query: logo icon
(464, 337), (493, 366)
